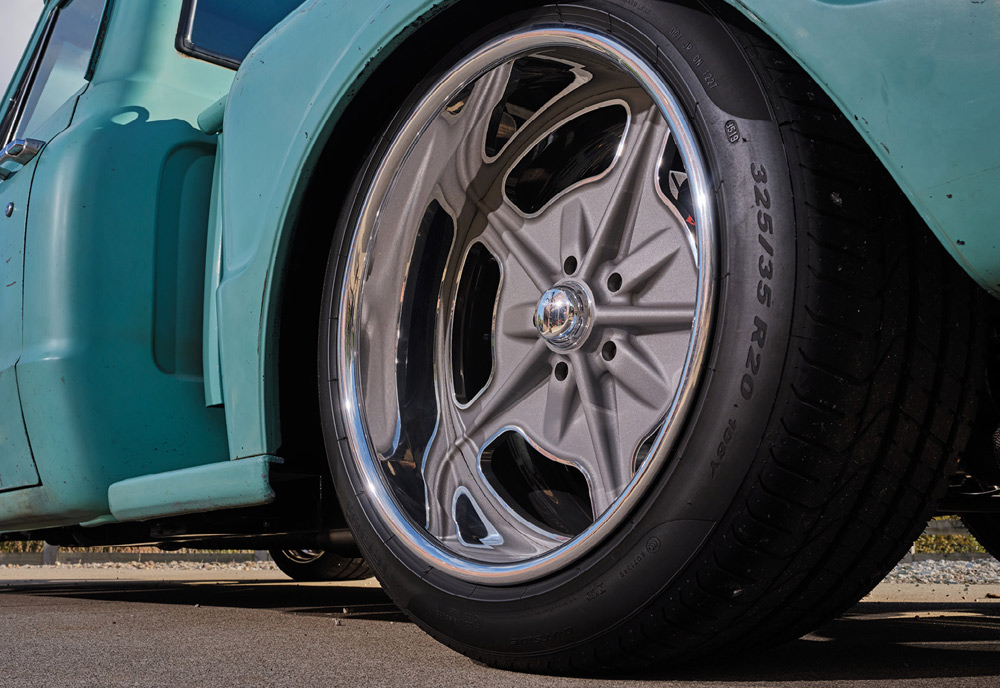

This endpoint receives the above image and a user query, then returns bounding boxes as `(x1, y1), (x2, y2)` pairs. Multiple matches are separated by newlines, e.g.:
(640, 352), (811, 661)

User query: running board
(107, 456), (279, 522)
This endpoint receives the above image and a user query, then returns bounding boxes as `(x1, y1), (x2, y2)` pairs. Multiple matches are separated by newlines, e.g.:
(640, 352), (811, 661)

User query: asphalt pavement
(1, 566), (998, 687)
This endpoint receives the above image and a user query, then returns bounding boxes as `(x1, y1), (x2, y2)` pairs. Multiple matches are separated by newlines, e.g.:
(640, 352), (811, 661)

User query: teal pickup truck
(2, 0), (998, 672)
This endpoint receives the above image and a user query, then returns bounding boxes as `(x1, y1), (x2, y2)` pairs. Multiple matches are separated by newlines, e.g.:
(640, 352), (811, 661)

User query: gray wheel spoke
(499, 298), (543, 341)
(390, 122), (463, 226)
(489, 68), (650, 174)
(458, 338), (550, 441)
(568, 352), (631, 516)
(594, 304), (695, 332)
(543, 366), (578, 444)
(441, 62), (515, 210)
(422, 421), (563, 557)
(479, 201), (558, 292)
(557, 198), (594, 276)
(404, 61), (514, 215)
(611, 232), (683, 295)
(577, 106), (671, 279)
(600, 335), (672, 412)
(514, 104), (680, 287)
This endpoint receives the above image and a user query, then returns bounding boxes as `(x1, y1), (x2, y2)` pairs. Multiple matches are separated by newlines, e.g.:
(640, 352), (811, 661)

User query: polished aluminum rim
(337, 27), (716, 584)
(281, 549), (325, 564)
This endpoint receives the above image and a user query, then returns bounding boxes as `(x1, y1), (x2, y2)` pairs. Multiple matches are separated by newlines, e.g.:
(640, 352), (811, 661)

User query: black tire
(318, 0), (983, 672)
(268, 549), (370, 582)
(962, 515), (1000, 561)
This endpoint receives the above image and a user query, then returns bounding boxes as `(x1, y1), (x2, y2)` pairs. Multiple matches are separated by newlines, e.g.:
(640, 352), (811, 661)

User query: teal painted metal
(213, 0), (455, 460)
(78, 514), (119, 527)
(1, 0), (996, 534)
(202, 140), (226, 408)
(210, 0), (1000, 465)
(0, 0), (236, 531)
(724, 0), (1000, 296)
(107, 455), (278, 522)
(197, 94), (228, 135)
(0, 151), (39, 492)
(0, 371), (38, 491)
(0, 0), (78, 496)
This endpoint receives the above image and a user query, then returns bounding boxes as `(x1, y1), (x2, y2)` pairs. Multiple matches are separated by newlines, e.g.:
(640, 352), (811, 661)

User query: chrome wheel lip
(336, 27), (717, 585)
(280, 549), (325, 564)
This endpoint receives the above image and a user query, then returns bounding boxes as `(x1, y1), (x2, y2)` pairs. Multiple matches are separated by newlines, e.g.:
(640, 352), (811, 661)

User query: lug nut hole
(554, 362), (569, 381)
(607, 272), (622, 292)
(602, 341), (617, 361)
(563, 256), (578, 274)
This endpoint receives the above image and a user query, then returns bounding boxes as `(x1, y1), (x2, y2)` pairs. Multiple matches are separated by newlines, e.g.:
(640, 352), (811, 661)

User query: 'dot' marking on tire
(585, 581), (606, 601)
(726, 120), (740, 143)
(713, 418), (737, 476)
(510, 628), (574, 647)
(437, 606), (481, 630)
(619, 545), (656, 579)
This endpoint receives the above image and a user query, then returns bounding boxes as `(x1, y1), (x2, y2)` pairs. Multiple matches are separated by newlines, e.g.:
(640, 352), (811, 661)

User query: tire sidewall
(269, 549), (368, 582)
(321, 0), (797, 660)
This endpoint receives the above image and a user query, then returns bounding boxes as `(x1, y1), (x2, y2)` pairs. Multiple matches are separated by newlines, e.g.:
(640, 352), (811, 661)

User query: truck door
(0, 142), (36, 490)
(0, 0), (107, 491)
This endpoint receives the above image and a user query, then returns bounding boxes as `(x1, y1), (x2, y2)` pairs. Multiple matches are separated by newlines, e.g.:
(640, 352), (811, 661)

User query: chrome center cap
(533, 282), (590, 349)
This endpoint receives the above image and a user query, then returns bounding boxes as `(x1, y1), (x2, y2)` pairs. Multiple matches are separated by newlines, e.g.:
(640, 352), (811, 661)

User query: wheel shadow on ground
(635, 601), (1000, 683)
(0, 578), (410, 623)
(4, 580), (1000, 681)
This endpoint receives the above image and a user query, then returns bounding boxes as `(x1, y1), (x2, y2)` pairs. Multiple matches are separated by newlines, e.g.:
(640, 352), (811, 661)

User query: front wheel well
(272, 0), (546, 487)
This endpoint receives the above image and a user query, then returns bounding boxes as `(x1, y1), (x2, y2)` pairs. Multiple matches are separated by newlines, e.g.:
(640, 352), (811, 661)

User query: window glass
(179, 0), (303, 68)
(15, 0), (105, 141)
(0, 1), (44, 98)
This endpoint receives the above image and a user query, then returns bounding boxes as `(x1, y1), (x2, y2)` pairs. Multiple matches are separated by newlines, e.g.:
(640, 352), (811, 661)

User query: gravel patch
(3, 557), (1000, 585)
(0, 560), (279, 571)
(883, 557), (1000, 585)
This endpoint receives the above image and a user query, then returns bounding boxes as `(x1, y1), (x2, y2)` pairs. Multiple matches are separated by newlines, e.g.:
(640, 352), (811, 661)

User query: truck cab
(0, 0), (340, 558)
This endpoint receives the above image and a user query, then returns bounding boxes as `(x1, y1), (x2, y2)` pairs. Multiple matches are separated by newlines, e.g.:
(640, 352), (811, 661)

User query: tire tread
(561, 17), (985, 669)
